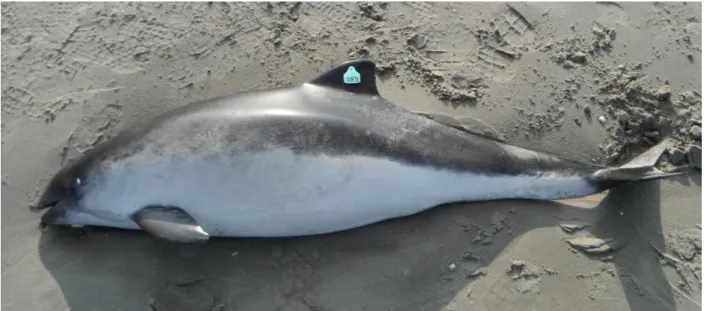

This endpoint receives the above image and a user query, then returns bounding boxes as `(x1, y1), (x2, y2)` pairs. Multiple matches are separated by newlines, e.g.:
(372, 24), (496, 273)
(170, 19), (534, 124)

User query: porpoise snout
(39, 204), (68, 227)
(32, 167), (81, 212)
(31, 188), (60, 212)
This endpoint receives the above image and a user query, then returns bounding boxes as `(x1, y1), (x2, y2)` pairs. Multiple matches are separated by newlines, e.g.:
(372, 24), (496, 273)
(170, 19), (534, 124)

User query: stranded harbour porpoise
(32, 60), (684, 243)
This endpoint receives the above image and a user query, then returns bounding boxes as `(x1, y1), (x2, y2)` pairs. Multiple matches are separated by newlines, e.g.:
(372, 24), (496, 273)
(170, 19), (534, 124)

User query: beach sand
(2, 2), (701, 310)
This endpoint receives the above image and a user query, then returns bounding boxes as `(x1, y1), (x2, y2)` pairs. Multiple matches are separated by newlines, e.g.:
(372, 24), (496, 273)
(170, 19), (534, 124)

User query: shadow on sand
(37, 173), (699, 311)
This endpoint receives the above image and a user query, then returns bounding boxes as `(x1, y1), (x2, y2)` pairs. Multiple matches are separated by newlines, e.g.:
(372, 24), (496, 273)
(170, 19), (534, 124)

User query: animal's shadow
(37, 175), (696, 311)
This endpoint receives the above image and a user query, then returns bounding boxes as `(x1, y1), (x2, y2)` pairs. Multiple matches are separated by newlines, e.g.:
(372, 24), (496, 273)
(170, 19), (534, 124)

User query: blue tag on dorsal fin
(307, 59), (380, 96)
(343, 66), (361, 85)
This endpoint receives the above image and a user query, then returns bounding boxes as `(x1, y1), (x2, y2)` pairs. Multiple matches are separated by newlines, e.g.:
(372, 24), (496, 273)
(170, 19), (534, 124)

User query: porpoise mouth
(31, 186), (61, 212)
(38, 204), (68, 228)
(32, 179), (67, 226)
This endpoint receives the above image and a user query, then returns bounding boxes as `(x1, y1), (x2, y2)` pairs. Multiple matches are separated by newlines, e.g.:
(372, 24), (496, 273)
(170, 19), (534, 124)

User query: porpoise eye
(72, 177), (84, 197)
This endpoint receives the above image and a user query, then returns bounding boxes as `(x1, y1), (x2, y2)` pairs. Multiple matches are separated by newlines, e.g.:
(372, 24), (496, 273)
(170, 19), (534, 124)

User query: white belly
(78, 149), (597, 237)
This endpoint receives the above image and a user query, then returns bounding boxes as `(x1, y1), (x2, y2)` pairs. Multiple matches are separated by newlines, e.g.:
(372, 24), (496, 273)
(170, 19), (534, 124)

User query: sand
(1, 2), (701, 311)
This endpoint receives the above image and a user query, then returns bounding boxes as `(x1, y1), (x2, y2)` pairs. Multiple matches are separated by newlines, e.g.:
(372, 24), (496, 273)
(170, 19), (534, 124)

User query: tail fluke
(618, 137), (672, 169)
(590, 138), (687, 190)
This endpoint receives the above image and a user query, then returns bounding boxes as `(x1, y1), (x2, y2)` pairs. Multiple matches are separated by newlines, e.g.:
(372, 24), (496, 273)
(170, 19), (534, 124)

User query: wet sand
(2, 2), (701, 311)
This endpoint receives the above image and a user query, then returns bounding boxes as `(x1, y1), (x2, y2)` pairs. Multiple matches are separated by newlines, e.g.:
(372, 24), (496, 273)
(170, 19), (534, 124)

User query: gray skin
(32, 60), (683, 243)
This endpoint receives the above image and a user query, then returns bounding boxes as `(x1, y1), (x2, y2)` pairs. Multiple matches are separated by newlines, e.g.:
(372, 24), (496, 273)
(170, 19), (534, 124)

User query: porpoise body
(33, 60), (683, 242)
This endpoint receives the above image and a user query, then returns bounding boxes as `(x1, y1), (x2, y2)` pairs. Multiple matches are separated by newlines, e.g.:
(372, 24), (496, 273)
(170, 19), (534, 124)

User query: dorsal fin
(308, 60), (380, 96)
